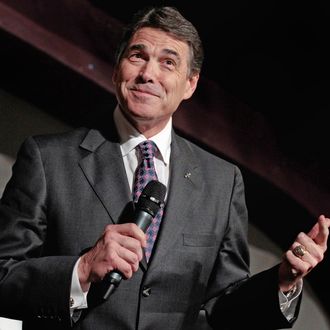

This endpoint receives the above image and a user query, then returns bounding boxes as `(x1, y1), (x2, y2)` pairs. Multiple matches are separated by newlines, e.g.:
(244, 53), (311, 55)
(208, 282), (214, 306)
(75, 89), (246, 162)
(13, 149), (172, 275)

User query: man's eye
(129, 53), (143, 61)
(163, 59), (176, 68)
(165, 59), (174, 65)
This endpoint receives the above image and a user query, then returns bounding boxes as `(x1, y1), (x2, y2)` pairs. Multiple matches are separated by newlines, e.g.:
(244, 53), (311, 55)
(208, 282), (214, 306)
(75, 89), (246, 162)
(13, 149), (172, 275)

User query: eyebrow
(128, 44), (145, 52)
(128, 44), (181, 63)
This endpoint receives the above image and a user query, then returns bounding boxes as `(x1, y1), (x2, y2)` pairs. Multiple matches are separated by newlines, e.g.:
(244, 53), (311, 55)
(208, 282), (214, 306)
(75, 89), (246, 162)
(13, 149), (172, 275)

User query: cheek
(114, 72), (133, 97)
(114, 63), (133, 82)
(169, 80), (190, 100)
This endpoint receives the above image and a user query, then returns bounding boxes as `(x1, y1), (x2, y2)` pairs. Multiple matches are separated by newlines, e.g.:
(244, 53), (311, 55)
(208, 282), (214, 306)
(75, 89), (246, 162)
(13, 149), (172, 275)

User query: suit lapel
(148, 133), (204, 269)
(77, 129), (203, 272)
(78, 129), (132, 225)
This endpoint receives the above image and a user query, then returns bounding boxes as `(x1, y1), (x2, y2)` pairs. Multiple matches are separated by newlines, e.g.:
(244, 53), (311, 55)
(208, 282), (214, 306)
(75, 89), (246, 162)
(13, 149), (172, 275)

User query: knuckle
(132, 263), (139, 272)
(104, 224), (114, 232)
(107, 249), (118, 263)
(131, 254), (139, 264)
(103, 230), (112, 240)
(105, 239), (117, 252)
(297, 232), (305, 240)
(123, 265), (132, 278)
(285, 250), (292, 259)
(315, 252), (324, 263)
(312, 260), (318, 268)
(104, 230), (118, 242)
(302, 264), (311, 273)
(126, 223), (137, 231)
(131, 239), (141, 252)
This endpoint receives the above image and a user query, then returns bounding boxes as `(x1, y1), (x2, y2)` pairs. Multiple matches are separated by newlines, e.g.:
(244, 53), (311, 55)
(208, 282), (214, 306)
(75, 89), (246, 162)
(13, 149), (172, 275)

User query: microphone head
(137, 180), (166, 217)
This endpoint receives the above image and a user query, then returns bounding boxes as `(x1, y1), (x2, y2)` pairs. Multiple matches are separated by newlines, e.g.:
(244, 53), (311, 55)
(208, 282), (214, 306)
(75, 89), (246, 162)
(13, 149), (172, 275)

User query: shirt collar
(113, 105), (172, 165)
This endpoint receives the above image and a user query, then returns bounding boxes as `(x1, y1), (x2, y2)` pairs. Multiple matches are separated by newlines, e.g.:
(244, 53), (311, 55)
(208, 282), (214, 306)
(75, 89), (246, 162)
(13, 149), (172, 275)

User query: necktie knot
(138, 140), (157, 160)
(133, 140), (158, 201)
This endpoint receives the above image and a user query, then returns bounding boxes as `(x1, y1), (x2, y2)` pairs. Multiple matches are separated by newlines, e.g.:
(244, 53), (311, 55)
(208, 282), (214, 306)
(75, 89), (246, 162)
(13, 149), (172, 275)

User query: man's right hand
(78, 223), (146, 292)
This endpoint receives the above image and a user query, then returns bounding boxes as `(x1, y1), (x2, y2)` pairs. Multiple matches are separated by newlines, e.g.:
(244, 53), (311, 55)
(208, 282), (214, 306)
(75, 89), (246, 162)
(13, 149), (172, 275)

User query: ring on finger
(292, 244), (307, 258)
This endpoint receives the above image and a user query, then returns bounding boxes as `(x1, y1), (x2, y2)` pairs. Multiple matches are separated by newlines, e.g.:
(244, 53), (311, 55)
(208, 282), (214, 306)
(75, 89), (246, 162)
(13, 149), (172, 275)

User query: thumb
(308, 215), (330, 247)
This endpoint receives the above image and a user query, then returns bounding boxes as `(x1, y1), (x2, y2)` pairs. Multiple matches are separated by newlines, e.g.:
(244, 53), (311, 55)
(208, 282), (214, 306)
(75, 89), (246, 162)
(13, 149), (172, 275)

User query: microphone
(103, 180), (166, 300)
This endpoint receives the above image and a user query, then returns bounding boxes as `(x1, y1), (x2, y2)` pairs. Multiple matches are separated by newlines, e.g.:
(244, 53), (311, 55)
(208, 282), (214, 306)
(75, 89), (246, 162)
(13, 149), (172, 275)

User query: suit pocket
(183, 233), (216, 247)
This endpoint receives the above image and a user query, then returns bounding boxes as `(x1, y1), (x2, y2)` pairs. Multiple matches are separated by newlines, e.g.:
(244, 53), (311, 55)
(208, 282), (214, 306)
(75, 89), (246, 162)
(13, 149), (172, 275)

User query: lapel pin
(184, 172), (191, 179)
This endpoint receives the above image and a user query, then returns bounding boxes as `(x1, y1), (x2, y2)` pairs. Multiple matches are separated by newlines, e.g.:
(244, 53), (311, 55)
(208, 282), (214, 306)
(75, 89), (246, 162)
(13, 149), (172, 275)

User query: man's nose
(138, 60), (157, 82)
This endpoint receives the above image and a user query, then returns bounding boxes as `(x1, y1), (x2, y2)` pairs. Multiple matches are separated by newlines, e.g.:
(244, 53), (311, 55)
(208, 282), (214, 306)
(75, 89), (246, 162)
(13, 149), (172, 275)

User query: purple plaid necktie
(133, 140), (164, 261)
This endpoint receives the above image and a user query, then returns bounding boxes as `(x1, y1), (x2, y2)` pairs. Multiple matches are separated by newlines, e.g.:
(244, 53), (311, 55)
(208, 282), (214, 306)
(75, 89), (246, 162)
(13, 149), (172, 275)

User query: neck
(121, 110), (170, 138)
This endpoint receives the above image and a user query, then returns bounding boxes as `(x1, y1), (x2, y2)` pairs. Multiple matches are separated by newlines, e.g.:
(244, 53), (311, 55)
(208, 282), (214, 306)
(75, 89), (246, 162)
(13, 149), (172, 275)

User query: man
(0, 6), (329, 330)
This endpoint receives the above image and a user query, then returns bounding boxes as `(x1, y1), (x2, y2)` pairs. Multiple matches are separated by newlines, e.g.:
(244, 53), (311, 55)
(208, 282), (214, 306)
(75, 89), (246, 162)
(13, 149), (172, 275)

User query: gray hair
(115, 6), (204, 77)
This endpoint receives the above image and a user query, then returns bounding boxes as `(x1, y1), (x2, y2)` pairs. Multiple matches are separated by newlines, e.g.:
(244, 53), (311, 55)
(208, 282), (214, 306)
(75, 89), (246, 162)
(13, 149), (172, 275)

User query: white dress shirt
(113, 105), (171, 193)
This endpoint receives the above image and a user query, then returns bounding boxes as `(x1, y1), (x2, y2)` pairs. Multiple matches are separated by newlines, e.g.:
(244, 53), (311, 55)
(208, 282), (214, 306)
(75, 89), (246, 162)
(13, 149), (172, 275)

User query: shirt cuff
(70, 257), (89, 315)
(279, 279), (303, 321)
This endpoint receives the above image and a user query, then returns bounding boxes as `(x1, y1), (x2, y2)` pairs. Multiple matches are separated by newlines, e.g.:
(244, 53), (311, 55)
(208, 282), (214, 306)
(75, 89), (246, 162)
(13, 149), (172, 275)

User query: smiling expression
(113, 27), (199, 137)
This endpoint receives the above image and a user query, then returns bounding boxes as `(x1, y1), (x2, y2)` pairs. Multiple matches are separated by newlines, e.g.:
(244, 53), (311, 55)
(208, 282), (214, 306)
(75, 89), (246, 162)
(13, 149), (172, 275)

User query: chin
(128, 103), (158, 117)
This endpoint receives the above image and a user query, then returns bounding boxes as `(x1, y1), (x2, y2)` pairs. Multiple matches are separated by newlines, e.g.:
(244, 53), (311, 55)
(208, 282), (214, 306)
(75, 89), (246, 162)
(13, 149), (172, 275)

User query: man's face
(113, 27), (199, 136)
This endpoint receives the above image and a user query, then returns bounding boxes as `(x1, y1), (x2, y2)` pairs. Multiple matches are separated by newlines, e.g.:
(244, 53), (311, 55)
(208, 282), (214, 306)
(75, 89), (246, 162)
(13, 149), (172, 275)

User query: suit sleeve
(203, 166), (297, 329)
(0, 137), (77, 325)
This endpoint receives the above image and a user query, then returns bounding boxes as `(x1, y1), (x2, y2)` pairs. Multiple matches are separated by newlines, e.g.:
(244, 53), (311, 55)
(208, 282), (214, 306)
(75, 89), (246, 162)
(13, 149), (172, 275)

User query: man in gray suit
(0, 6), (329, 330)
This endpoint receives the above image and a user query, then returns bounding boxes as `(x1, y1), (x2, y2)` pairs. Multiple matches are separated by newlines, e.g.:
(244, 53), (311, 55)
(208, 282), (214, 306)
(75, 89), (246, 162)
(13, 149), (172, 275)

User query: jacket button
(142, 287), (151, 297)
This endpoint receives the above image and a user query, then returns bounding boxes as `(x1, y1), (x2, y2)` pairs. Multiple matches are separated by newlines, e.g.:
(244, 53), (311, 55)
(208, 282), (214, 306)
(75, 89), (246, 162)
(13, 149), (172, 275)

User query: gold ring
(292, 244), (307, 258)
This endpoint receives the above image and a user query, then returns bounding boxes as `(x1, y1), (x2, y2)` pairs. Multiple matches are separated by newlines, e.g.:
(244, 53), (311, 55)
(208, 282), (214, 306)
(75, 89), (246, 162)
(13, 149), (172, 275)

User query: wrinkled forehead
(128, 27), (190, 58)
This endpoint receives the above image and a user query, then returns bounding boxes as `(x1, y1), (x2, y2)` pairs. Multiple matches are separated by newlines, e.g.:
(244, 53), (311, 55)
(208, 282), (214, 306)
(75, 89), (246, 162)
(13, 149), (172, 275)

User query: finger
(310, 216), (330, 248)
(307, 215), (330, 240)
(291, 241), (313, 262)
(102, 235), (141, 266)
(111, 247), (141, 279)
(105, 223), (147, 247)
(286, 249), (313, 277)
(103, 227), (145, 261)
(120, 235), (145, 260)
(294, 232), (324, 259)
(103, 233), (143, 272)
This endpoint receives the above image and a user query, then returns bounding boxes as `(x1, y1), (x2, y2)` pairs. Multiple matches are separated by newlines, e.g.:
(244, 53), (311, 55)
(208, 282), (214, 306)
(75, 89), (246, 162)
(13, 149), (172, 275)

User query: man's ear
(183, 73), (199, 100)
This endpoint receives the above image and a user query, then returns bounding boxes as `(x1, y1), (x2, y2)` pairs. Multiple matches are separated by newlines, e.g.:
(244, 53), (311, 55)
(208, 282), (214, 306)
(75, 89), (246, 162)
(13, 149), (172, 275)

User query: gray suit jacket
(0, 126), (297, 329)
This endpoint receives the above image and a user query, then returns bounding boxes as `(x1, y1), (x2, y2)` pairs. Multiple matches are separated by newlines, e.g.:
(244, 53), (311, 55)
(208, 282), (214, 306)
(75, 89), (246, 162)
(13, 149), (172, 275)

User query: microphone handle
(103, 271), (123, 300)
(102, 209), (153, 300)
(132, 209), (154, 232)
